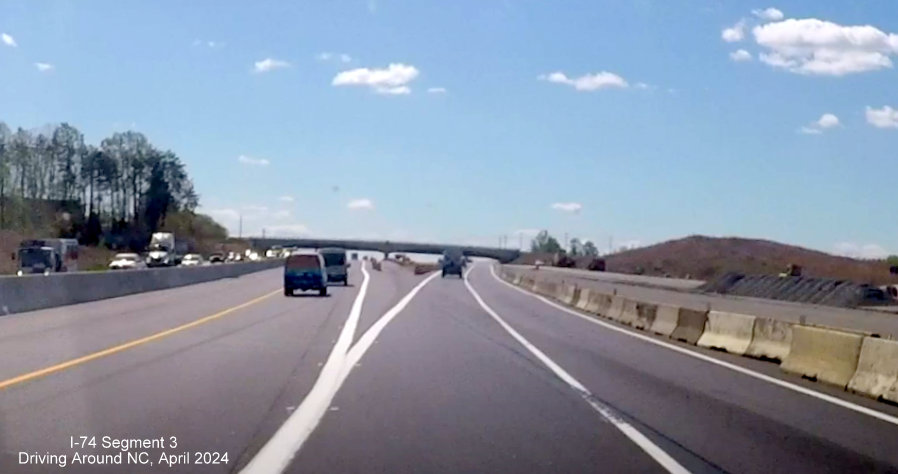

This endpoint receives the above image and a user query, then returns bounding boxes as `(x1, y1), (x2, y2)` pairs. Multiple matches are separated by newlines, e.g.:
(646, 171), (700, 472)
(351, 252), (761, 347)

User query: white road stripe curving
(242, 265), (440, 474)
(464, 265), (690, 474)
(241, 263), (371, 474)
(488, 265), (898, 427)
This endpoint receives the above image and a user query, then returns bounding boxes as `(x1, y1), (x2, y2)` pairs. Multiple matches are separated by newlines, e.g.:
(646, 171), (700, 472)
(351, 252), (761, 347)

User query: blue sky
(2, 0), (897, 257)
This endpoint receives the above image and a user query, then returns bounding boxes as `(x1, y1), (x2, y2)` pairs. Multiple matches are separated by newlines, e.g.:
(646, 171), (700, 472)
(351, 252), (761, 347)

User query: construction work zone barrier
(781, 325), (864, 388)
(650, 305), (680, 337)
(697, 311), (756, 355)
(606, 296), (627, 322)
(575, 288), (593, 311)
(670, 308), (709, 345)
(535, 281), (558, 298)
(847, 337), (898, 401)
(513, 274), (522, 285)
(618, 299), (639, 326)
(521, 277), (536, 291)
(634, 302), (658, 330)
(557, 284), (581, 307)
(745, 318), (793, 362)
(585, 293), (613, 316)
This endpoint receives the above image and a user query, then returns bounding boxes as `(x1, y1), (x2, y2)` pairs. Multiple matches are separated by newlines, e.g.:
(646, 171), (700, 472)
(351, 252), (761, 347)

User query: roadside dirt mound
(515, 235), (898, 285)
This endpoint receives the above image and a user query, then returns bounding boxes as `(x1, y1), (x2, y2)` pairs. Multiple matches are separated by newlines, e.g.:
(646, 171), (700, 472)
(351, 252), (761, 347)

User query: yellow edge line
(0, 289), (280, 391)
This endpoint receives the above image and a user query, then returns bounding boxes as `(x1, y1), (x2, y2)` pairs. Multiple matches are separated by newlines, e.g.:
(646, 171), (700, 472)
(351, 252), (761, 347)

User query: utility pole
(519, 233), (523, 251)
(564, 232), (569, 252)
(238, 214), (243, 239)
(262, 228), (266, 239)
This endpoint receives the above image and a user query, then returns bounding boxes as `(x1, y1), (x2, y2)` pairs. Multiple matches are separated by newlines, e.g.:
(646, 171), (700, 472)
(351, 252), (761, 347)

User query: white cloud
(317, 52), (352, 63)
(538, 71), (628, 91)
(253, 58), (290, 73)
(237, 155), (270, 166)
(752, 8), (784, 22)
(833, 242), (889, 259)
(241, 205), (268, 213)
(866, 106), (898, 128)
(816, 113), (840, 128)
(722, 20), (746, 42)
(271, 210), (291, 219)
(278, 195), (295, 202)
(730, 49), (753, 62)
(753, 18), (898, 76)
(347, 198), (374, 210)
(1, 33), (16, 47)
(332, 63), (419, 94)
(34, 62), (54, 72)
(427, 87), (447, 94)
(799, 113), (840, 134)
(550, 202), (583, 214)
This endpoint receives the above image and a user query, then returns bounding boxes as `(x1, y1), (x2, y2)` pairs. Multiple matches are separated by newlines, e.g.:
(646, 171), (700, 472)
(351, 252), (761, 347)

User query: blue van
(284, 252), (328, 296)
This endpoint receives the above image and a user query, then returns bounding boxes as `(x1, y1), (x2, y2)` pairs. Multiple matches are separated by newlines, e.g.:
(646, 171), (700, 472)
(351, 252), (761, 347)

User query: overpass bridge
(247, 237), (521, 263)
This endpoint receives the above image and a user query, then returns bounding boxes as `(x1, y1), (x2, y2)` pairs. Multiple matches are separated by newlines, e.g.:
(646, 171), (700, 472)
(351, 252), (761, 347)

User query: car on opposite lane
(284, 251), (328, 297)
(108, 253), (146, 270)
(181, 253), (204, 266)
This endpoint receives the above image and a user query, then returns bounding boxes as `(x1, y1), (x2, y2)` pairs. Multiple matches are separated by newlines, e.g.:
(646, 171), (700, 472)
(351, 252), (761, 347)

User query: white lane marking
(241, 263), (371, 474)
(465, 266), (690, 474)
(242, 266), (440, 474)
(488, 265), (898, 427)
(340, 271), (441, 380)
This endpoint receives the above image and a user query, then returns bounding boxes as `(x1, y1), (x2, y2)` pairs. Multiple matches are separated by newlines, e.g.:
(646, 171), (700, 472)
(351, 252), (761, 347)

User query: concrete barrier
(745, 318), (793, 362)
(513, 274), (522, 285)
(618, 299), (639, 325)
(781, 325), (864, 388)
(697, 311), (756, 355)
(606, 296), (627, 321)
(847, 337), (898, 399)
(535, 281), (558, 298)
(520, 277), (535, 291)
(585, 293), (613, 316)
(0, 260), (282, 315)
(634, 302), (658, 330)
(650, 305), (680, 336)
(670, 308), (709, 345)
(559, 285), (581, 307)
(575, 288), (592, 311)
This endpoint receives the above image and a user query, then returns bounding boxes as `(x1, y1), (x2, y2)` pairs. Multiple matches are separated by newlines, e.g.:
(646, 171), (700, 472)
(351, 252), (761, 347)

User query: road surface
(1, 261), (897, 473)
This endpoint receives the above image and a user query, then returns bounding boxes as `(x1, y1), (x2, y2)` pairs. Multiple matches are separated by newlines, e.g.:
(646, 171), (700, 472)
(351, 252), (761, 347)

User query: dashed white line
(464, 265), (690, 474)
(487, 265), (898, 427)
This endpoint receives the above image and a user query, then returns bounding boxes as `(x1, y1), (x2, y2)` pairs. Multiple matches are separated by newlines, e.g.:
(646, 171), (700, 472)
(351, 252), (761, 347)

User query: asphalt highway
(1, 261), (897, 473)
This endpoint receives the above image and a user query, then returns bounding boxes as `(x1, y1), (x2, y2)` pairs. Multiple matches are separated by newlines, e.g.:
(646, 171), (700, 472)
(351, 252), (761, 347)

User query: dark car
(441, 249), (465, 278)
(284, 252), (328, 296)
(209, 252), (225, 264)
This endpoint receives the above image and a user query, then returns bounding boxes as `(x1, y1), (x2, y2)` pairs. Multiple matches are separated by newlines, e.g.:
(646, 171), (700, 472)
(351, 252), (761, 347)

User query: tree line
(0, 121), (223, 249)
(530, 230), (599, 257)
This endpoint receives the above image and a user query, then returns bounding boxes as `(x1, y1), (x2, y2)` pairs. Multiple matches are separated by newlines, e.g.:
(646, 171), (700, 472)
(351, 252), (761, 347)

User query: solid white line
(241, 263), (371, 474)
(242, 265), (440, 474)
(488, 265), (898, 427)
(465, 266), (690, 474)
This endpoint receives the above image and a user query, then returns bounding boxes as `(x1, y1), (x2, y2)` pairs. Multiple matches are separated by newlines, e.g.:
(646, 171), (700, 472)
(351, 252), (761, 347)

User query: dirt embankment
(515, 235), (898, 285)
